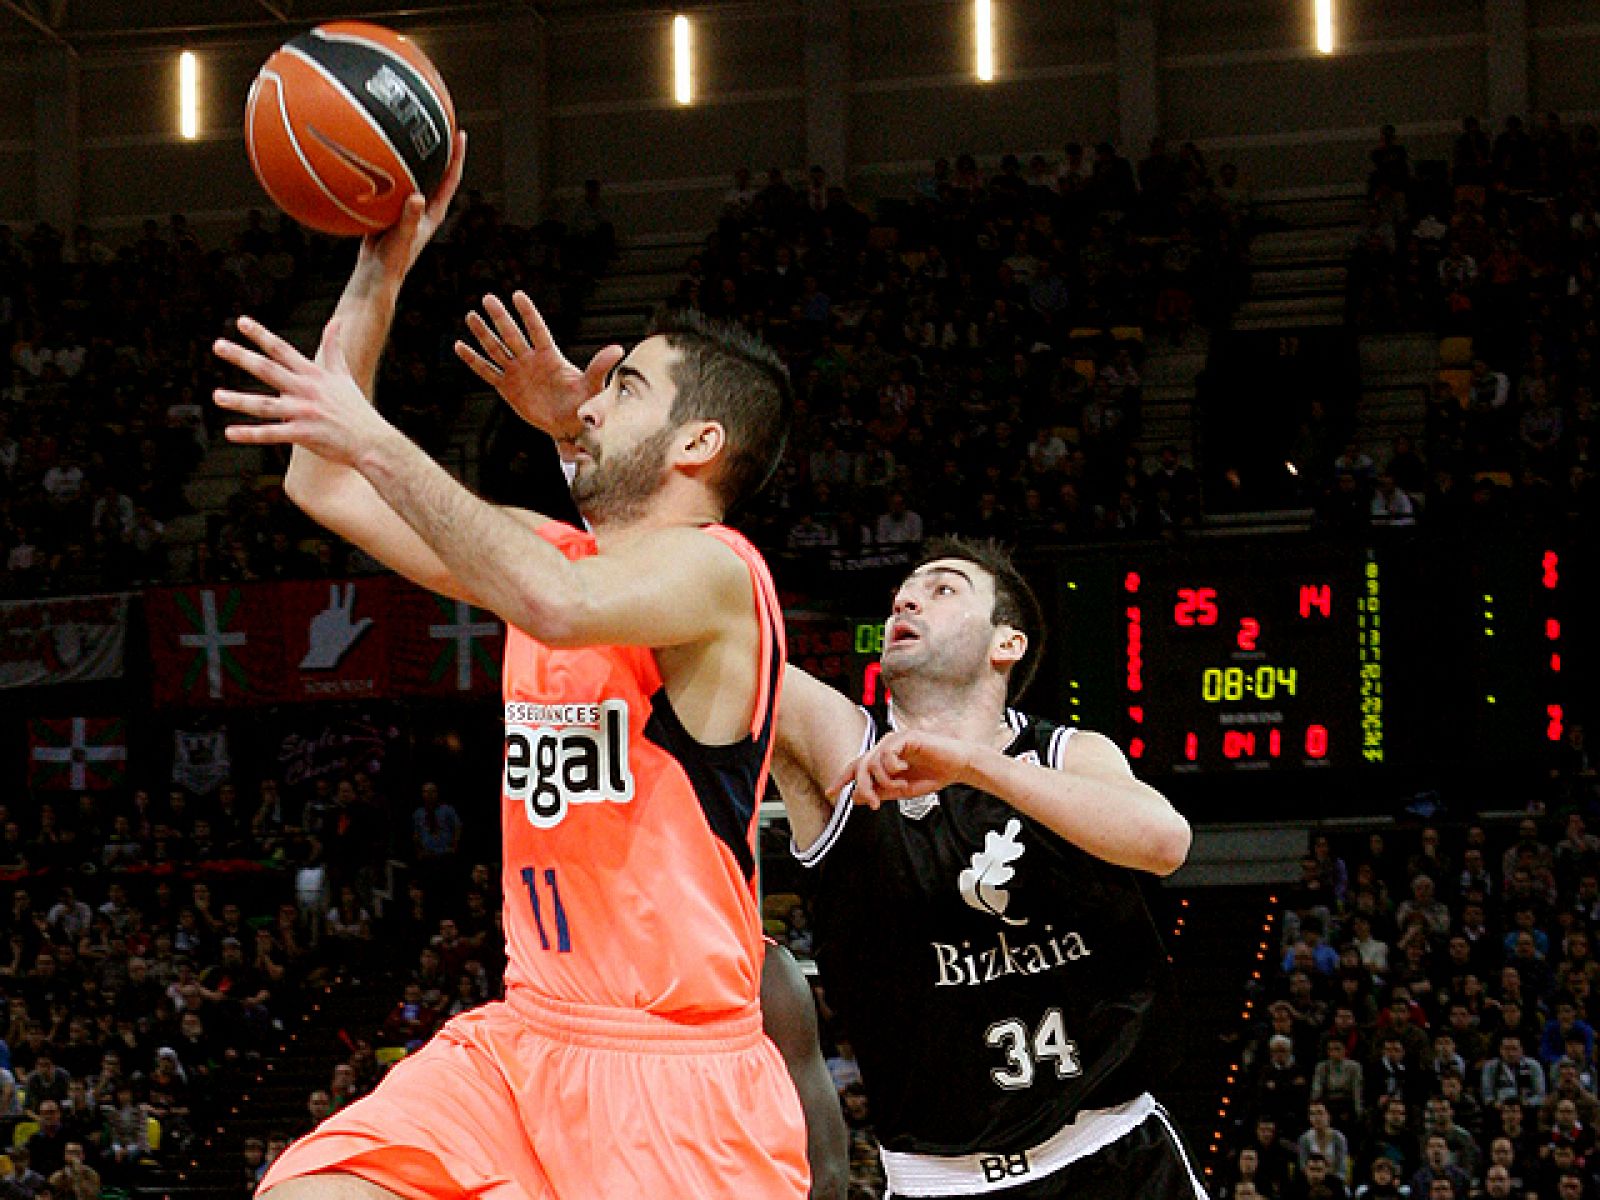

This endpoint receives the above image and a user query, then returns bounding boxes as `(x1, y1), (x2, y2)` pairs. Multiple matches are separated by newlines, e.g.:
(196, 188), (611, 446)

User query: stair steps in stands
(1356, 332), (1436, 463)
(1134, 335), (1209, 468)
(1234, 189), (1365, 331)
(566, 234), (700, 364)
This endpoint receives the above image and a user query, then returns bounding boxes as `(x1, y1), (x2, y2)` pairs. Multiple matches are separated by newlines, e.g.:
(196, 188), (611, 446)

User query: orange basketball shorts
(259, 987), (810, 1199)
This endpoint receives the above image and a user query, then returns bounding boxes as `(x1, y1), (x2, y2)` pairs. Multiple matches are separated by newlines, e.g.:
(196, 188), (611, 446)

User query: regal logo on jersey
(504, 699), (635, 829)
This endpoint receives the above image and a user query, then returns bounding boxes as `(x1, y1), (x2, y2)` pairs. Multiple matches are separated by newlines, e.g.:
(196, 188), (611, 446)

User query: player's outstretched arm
(274, 131), (478, 599)
(773, 666), (871, 855)
(762, 943), (850, 1200)
(455, 290), (623, 444)
(216, 316), (753, 646)
(837, 728), (1192, 876)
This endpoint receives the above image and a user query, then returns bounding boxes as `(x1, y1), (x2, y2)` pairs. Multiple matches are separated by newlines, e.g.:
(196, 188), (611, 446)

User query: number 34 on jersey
(984, 1008), (1082, 1090)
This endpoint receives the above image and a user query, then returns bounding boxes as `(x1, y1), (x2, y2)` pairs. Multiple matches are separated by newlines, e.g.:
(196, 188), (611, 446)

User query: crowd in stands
(0, 190), (605, 598)
(667, 144), (1252, 568)
(1222, 754), (1600, 1200)
(0, 212), (313, 599)
(7, 117), (1598, 604)
(0, 767), (371, 1198)
(1336, 116), (1599, 543)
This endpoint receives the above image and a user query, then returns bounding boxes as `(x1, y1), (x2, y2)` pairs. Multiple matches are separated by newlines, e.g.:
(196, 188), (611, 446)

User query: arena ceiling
(0, 0), (676, 49)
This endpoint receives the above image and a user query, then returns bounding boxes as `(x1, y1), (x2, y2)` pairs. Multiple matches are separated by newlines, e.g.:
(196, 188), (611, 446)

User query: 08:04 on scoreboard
(1118, 554), (1377, 773)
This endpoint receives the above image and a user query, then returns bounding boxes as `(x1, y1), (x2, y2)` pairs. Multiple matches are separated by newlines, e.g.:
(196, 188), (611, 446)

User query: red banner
(147, 579), (503, 707)
(281, 580), (390, 701)
(28, 717), (127, 790)
(386, 582), (504, 698)
(146, 585), (289, 707)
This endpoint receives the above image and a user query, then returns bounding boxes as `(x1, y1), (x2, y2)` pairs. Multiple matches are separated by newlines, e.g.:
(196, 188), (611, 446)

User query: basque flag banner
(28, 717), (127, 791)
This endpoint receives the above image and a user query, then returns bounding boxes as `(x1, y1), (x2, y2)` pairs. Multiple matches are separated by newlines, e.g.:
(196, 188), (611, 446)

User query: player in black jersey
(773, 537), (1207, 1199)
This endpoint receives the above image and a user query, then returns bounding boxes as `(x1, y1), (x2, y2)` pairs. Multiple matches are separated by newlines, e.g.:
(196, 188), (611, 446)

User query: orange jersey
(497, 522), (784, 1019)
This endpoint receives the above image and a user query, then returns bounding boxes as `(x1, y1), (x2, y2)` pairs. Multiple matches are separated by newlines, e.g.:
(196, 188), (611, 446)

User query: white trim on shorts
(880, 1092), (1157, 1197)
(1151, 1102), (1211, 1200)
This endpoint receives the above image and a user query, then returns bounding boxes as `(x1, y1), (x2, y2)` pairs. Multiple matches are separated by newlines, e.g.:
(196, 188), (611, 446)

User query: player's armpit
(775, 667), (869, 854)
(535, 525), (751, 649)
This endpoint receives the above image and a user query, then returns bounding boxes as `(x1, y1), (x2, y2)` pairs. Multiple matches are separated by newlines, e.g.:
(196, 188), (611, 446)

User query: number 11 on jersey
(521, 866), (572, 952)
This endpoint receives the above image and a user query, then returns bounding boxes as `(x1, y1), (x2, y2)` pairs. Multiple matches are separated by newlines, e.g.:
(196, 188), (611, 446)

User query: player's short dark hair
(914, 536), (1045, 703)
(648, 308), (792, 513)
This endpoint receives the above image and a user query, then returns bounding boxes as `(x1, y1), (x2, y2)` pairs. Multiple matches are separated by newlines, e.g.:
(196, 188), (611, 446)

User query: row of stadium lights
(1205, 894), (1279, 1179)
(173, 1), (1337, 138)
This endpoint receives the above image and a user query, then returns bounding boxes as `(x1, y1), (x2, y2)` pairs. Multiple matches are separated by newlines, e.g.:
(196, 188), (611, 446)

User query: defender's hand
(829, 730), (975, 810)
(455, 290), (623, 444)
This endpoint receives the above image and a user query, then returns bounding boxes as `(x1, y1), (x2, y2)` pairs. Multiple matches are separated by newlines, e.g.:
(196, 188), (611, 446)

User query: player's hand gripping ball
(246, 21), (457, 236)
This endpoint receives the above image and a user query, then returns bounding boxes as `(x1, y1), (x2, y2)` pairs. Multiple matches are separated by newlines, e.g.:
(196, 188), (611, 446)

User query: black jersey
(800, 708), (1181, 1158)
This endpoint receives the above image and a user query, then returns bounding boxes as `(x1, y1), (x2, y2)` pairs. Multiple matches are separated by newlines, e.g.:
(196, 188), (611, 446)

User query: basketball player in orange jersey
(211, 137), (813, 1199)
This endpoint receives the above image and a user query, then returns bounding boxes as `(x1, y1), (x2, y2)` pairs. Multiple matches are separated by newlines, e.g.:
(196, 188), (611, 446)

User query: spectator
(0, 1146), (47, 1200)
(47, 1143), (98, 1200)
(102, 1078), (149, 1175)
(1298, 1100), (1353, 1180)
(1291, 1151), (1351, 1200)
(1353, 1155), (1406, 1200)
(1313, 1036), (1365, 1129)
(1484, 1034), (1548, 1108)
(873, 492), (923, 548)
(381, 982), (439, 1053)
(26, 1099), (69, 1178)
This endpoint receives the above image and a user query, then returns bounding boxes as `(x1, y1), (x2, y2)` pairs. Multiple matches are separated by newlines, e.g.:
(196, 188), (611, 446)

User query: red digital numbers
(1237, 618), (1260, 651)
(861, 662), (883, 706)
(1223, 731), (1256, 759)
(1543, 551), (1560, 590)
(1269, 729), (1282, 757)
(1549, 705), (1565, 743)
(1305, 725), (1329, 758)
(1125, 572), (1142, 594)
(1125, 606), (1144, 692)
(1130, 738), (1146, 759)
(1298, 585), (1332, 619)
(1184, 732), (1198, 762)
(1174, 587), (1219, 627)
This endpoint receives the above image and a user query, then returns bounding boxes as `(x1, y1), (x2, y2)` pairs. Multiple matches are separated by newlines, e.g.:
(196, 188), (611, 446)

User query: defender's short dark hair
(648, 309), (792, 512)
(913, 536), (1045, 703)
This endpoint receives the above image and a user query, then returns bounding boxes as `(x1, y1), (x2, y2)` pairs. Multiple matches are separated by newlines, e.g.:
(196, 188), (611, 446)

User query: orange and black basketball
(245, 21), (457, 237)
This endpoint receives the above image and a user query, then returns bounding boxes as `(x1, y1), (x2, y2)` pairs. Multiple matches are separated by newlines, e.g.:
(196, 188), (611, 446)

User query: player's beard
(881, 621), (993, 696)
(571, 425), (675, 526)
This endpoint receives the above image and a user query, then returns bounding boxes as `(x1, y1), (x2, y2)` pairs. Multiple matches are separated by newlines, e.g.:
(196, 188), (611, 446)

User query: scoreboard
(785, 535), (1583, 779)
(1112, 554), (1376, 773)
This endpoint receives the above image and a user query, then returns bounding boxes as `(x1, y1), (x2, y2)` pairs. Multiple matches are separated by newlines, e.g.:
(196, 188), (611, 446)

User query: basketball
(245, 21), (457, 237)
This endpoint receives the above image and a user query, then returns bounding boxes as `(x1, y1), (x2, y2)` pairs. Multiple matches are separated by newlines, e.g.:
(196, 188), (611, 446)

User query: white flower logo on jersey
(959, 818), (1029, 926)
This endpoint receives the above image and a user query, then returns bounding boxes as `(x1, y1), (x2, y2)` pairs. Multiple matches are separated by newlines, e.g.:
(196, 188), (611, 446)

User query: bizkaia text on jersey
(932, 924), (1093, 988)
